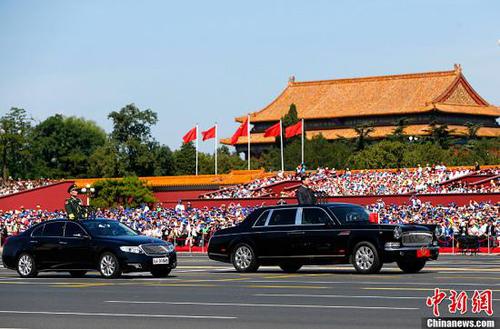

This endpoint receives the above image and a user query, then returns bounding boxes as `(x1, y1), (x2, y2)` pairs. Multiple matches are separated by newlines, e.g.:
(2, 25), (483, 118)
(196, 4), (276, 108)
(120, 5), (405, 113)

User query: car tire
(16, 253), (38, 278)
(151, 268), (171, 278)
(69, 270), (87, 278)
(231, 243), (259, 273)
(98, 252), (122, 279)
(351, 241), (382, 274)
(397, 259), (426, 273)
(279, 264), (302, 273)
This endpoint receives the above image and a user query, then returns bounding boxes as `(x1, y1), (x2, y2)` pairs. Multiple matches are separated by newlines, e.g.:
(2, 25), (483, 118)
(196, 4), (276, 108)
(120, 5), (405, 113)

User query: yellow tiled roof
(234, 65), (499, 123)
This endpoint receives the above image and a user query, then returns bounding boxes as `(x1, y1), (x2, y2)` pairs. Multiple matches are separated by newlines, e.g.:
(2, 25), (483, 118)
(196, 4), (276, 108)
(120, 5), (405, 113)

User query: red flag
(202, 126), (216, 141)
(285, 121), (302, 138)
(182, 126), (197, 144)
(230, 117), (249, 144)
(263, 121), (281, 137)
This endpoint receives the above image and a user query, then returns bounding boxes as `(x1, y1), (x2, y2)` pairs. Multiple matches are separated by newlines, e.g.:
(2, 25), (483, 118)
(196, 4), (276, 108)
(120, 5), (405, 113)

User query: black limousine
(2, 219), (177, 278)
(208, 203), (439, 274)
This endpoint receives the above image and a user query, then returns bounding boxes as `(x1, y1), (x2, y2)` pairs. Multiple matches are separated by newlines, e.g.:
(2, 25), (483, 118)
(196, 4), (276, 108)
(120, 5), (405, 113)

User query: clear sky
(0, 0), (499, 152)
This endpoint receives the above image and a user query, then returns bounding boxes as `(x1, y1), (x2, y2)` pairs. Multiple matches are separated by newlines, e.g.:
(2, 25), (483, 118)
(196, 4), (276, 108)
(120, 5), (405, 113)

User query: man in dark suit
(296, 177), (317, 205)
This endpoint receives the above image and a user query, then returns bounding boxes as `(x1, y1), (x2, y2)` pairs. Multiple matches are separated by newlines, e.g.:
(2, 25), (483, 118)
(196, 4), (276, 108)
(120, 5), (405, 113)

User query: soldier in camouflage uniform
(65, 185), (84, 220)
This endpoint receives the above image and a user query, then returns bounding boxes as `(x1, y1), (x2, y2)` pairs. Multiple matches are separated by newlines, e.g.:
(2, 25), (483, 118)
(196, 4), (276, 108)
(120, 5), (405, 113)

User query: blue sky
(0, 0), (499, 152)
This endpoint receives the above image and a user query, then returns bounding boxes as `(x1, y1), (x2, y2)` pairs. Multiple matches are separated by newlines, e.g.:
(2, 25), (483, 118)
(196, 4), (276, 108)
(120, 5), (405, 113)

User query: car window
(42, 222), (64, 237)
(31, 225), (44, 237)
(302, 208), (331, 225)
(254, 210), (270, 227)
(329, 206), (369, 224)
(65, 222), (87, 237)
(268, 209), (297, 226)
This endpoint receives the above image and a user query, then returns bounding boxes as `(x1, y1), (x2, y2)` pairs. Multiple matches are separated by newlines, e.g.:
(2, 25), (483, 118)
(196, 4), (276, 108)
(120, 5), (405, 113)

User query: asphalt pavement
(0, 254), (498, 329)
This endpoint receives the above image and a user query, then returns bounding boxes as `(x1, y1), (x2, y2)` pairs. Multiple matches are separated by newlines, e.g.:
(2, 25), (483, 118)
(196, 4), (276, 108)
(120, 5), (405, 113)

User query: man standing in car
(65, 185), (84, 220)
(296, 177), (317, 205)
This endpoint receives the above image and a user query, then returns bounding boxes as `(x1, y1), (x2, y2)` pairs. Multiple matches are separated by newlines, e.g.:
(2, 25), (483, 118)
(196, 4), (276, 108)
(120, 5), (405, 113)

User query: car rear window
(268, 209), (297, 226)
(254, 210), (270, 227)
(302, 208), (331, 225)
(329, 206), (369, 224)
(42, 222), (64, 237)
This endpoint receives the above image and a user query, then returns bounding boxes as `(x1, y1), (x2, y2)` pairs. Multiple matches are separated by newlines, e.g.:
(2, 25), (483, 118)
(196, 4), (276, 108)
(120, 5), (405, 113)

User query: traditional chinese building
(222, 64), (500, 155)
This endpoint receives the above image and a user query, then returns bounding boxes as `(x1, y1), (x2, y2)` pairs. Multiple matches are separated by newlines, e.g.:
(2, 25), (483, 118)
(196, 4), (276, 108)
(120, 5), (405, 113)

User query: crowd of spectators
(202, 165), (499, 199)
(0, 178), (57, 196)
(1, 199), (498, 248)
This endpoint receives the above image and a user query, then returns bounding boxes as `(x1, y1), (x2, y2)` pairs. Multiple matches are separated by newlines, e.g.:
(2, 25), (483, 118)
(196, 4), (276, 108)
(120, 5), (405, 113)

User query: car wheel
(99, 252), (121, 279)
(279, 264), (302, 273)
(397, 259), (426, 273)
(351, 241), (382, 274)
(69, 270), (87, 278)
(231, 243), (259, 273)
(17, 253), (38, 278)
(151, 268), (171, 278)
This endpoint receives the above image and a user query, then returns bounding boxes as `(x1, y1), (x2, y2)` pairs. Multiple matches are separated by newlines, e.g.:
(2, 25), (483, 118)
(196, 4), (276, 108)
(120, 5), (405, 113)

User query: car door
(328, 205), (371, 256)
(298, 207), (339, 258)
(252, 208), (299, 259)
(36, 221), (65, 268)
(59, 222), (93, 269)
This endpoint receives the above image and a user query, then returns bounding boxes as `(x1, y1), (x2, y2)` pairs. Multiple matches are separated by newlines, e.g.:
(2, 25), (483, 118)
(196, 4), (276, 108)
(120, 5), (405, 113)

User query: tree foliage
(90, 176), (156, 208)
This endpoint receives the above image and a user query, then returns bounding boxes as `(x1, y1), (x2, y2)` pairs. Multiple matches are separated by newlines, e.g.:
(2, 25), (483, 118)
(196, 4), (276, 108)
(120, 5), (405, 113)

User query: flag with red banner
(263, 121), (281, 137)
(285, 120), (302, 138)
(182, 126), (197, 144)
(230, 117), (249, 144)
(202, 126), (216, 141)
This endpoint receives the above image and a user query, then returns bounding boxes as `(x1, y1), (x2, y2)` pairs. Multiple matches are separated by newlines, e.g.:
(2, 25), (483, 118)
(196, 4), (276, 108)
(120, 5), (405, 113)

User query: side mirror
(368, 213), (379, 224)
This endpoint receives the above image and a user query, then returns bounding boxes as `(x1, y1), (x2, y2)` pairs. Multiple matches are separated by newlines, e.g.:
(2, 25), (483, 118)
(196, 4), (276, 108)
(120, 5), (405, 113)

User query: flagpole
(247, 114), (251, 171)
(280, 119), (284, 172)
(214, 123), (218, 176)
(301, 118), (304, 164)
(195, 124), (199, 176)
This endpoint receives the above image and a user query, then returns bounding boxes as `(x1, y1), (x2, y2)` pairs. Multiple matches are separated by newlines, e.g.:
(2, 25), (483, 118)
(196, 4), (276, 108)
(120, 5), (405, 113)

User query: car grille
(140, 244), (168, 256)
(402, 232), (433, 247)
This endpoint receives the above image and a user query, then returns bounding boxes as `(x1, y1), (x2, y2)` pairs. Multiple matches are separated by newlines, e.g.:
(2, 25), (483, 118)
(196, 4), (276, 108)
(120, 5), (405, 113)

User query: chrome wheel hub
(235, 246), (252, 269)
(355, 246), (374, 270)
(100, 255), (116, 277)
(18, 255), (33, 276)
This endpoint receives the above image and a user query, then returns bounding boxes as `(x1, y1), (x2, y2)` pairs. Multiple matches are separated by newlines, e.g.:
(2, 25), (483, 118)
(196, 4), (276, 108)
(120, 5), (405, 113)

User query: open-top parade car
(208, 203), (439, 274)
(2, 219), (177, 279)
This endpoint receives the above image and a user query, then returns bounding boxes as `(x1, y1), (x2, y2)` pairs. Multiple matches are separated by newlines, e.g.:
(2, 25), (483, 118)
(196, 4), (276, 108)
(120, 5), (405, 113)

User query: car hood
(94, 235), (166, 245)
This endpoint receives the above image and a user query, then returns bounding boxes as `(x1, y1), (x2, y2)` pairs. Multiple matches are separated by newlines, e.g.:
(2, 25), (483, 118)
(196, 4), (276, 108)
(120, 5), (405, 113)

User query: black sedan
(208, 203), (439, 274)
(2, 219), (177, 279)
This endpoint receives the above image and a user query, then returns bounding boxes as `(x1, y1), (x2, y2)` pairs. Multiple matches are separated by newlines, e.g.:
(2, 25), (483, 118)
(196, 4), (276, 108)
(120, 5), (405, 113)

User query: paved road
(0, 254), (498, 329)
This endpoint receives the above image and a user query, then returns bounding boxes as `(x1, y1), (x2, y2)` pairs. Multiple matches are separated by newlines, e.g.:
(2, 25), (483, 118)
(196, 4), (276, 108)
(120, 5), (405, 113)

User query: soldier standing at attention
(65, 185), (83, 220)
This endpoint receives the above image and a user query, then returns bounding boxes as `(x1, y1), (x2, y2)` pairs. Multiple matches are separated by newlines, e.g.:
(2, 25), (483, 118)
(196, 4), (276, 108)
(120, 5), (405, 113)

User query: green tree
(349, 140), (407, 169)
(31, 115), (106, 178)
(90, 176), (156, 208)
(354, 125), (374, 150)
(107, 104), (175, 176)
(390, 118), (407, 142)
(425, 121), (452, 149)
(0, 108), (34, 179)
(282, 103), (299, 127)
(173, 142), (196, 175)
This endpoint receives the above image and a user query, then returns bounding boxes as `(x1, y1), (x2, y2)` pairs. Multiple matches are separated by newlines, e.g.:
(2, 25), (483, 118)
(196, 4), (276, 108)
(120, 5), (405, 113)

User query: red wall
(160, 193), (500, 208)
(0, 181), (75, 211)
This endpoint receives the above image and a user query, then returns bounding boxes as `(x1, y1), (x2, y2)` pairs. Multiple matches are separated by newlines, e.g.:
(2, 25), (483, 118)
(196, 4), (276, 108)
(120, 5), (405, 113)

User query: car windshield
(81, 220), (138, 237)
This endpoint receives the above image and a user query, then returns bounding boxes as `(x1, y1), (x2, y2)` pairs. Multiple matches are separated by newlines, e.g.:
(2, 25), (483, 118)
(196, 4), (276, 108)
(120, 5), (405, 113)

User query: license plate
(153, 257), (169, 265)
(417, 248), (430, 258)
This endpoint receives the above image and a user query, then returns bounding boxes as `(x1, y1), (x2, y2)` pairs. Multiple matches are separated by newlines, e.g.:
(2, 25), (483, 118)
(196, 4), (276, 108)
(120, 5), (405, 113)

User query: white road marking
(254, 293), (500, 301)
(0, 310), (236, 320)
(106, 300), (419, 311)
(246, 280), (500, 286)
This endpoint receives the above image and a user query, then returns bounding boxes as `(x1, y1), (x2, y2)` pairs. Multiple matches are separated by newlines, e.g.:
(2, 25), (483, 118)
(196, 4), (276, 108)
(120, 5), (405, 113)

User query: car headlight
(120, 246), (144, 254)
(164, 243), (175, 253)
(393, 226), (403, 240)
